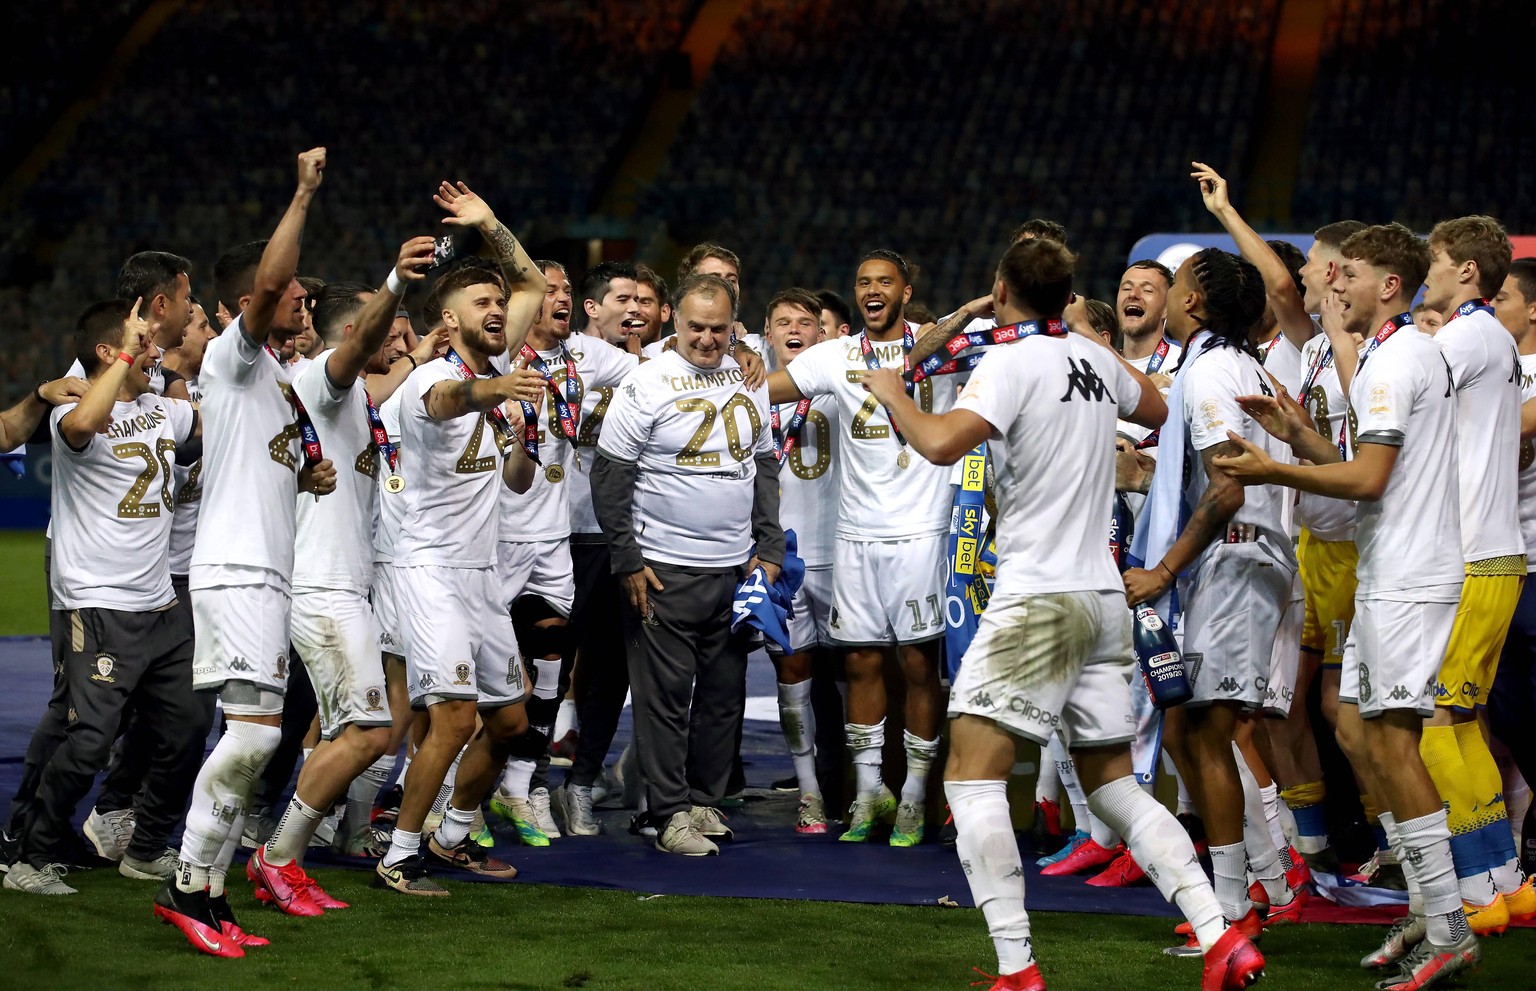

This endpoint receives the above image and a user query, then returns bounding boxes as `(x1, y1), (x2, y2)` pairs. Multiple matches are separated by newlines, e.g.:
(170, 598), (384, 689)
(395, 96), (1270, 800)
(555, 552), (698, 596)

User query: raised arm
(1, 378), (87, 450)
(906, 295), (995, 368)
(433, 181), (545, 359)
(1191, 162), (1312, 350)
(325, 237), (436, 389)
(1234, 388), (1342, 465)
(1214, 431), (1397, 502)
(59, 306), (149, 450)
(244, 148), (326, 345)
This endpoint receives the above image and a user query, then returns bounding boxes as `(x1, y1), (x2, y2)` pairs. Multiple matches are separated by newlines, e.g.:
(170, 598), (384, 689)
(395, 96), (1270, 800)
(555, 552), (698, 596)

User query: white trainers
(690, 806), (733, 841)
(555, 784), (602, 836)
(656, 811), (718, 856)
(118, 848), (178, 881)
(529, 787), (561, 839)
(83, 808), (135, 861)
(3, 862), (77, 894)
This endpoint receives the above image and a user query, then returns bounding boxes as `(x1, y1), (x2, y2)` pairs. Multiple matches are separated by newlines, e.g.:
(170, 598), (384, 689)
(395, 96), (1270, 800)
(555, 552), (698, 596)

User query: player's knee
(347, 723), (392, 763)
(426, 699), (478, 743)
(511, 595), (571, 660)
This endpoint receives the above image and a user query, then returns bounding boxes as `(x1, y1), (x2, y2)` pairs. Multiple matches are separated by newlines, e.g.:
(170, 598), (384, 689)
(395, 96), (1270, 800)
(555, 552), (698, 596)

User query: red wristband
(117, 351), (135, 365)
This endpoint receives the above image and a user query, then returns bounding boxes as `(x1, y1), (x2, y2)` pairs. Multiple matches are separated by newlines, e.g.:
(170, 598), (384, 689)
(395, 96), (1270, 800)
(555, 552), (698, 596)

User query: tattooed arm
(1123, 442), (1245, 605)
(432, 180), (547, 360)
(906, 295), (994, 369)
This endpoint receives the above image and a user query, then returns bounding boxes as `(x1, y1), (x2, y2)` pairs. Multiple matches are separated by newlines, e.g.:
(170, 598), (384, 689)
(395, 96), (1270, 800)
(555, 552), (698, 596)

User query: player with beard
(489, 259), (641, 844)
(1417, 216), (1533, 930)
(1123, 249), (1300, 945)
(764, 288), (839, 833)
(1217, 223), (1481, 989)
(767, 249), (956, 846)
(375, 181), (549, 896)
(247, 237), (437, 915)
(633, 264), (672, 350)
(154, 149), (339, 957)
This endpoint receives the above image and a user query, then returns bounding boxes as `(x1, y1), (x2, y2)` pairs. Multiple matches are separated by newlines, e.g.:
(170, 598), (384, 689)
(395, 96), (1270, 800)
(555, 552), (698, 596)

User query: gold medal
(896, 449), (911, 470)
(384, 474), (406, 493)
(545, 464), (565, 483)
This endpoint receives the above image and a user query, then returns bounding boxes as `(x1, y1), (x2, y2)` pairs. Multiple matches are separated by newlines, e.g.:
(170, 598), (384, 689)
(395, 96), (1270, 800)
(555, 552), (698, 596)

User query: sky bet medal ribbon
(943, 443), (991, 680)
(365, 394), (404, 493)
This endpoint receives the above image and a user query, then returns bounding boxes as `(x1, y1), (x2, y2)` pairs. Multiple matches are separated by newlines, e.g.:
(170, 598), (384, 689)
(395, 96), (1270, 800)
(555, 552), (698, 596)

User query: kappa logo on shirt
(1216, 676), (1243, 693)
(1058, 357), (1115, 404)
(418, 673), (437, 690)
(1386, 685), (1412, 701)
(229, 657), (256, 674)
(966, 690), (995, 710)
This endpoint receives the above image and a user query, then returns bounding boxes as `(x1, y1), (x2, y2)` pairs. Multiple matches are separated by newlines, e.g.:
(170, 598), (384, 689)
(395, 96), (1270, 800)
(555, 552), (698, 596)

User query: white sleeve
(589, 340), (640, 386)
(50, 403), (94, 455)
(296, 357), (348, 415)
(406, 364), (454, 423)
(1184, 357), (1248, 453)
(1352, 353), (1413, 445)
(595, 369), (651, 463)
(783, 338), (838, 398)
(167, 398), (197, 445)
(206, 314), (265, 383)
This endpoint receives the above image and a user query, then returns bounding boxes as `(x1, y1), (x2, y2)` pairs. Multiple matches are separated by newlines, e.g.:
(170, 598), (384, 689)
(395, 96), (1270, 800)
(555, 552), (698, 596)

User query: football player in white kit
(375, 181), (549, 896)
(246, 237), (436, 914)
(1217, 223), (1481, 989)
(1122, 249), (1300, 939)
(768, 250), (954, 846)
(488, 260), (620, 845)
(1418, 215), (1532, 929)
(863, 236), (1264, 991)
(763, 288), (839, 833)
(156, 148), (338, 958)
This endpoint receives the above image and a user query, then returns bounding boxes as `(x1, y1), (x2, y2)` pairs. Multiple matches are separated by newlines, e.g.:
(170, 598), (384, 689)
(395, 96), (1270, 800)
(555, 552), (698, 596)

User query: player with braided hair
(1124, 248), (1301, 949)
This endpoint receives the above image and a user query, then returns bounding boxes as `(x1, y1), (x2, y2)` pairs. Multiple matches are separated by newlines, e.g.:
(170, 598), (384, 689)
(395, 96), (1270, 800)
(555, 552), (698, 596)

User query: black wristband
(405, 354), (418, 369)
(31, 383), (51, 407)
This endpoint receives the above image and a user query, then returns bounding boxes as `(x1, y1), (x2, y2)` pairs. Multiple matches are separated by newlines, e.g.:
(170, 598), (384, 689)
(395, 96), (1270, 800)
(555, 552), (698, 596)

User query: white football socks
(777, 681), (821, 798)
(946, 779), (1035, 974)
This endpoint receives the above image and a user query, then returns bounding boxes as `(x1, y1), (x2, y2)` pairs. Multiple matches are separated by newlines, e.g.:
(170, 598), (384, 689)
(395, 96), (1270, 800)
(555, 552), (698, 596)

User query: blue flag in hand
(732, 530), (806, 653)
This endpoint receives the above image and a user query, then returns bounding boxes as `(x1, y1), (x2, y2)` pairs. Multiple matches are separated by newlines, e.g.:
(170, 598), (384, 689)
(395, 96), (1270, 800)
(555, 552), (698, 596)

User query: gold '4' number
(849, 376), (932, 439)
(113, 439), (176, 518)
(456, 414), (497, 474)
(788, 410), (831, 480)
(675, 394), (764, 467)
